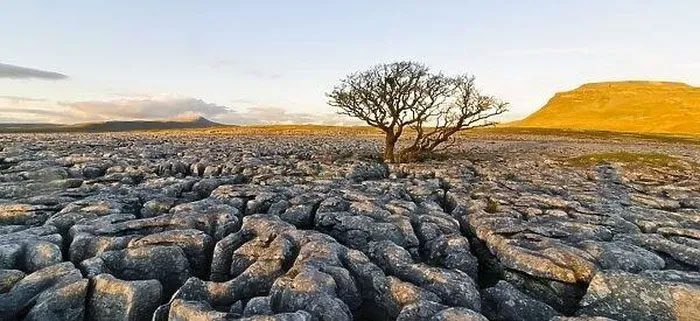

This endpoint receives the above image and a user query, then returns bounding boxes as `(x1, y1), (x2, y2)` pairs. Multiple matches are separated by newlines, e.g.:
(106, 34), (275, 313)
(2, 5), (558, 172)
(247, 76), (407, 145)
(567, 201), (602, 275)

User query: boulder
(0, 269), (25, 293)
(346, 162), (389, 182)
(368, 241), (481, 311)
(24, 278), (88, 321)
(0, 262), (86, 320)
(88, 274), (162, 321)
(481, 281), (560, 321)
(81, 245), (191, 297)
(578, 241), (665, 273)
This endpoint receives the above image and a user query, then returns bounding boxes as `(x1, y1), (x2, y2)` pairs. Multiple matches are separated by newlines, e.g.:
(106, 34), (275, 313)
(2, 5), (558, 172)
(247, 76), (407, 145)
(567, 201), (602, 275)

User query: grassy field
(199, 125), (383, 136)
(567, 152), (682, 168)
(477, 126), (700, 145)
(168, 125), (700, 145)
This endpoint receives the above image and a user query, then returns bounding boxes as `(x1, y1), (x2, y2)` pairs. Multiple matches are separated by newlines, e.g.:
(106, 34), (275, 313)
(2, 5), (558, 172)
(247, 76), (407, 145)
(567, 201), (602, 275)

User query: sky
(1, 0), (699, 124)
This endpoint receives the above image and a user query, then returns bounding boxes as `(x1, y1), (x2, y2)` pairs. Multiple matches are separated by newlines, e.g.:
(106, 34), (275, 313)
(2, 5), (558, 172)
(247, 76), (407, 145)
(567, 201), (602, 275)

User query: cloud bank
(217, 106), (355, 125)
(1, 95), (357, 125)
(0, 63), (68, 80)
(59, 97), (231, 121)
(0, 95), (47, 103)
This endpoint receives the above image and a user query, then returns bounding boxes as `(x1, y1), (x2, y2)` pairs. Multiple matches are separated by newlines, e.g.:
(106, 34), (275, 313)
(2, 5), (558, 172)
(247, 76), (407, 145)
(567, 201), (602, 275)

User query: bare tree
(327, 61), (508, 163)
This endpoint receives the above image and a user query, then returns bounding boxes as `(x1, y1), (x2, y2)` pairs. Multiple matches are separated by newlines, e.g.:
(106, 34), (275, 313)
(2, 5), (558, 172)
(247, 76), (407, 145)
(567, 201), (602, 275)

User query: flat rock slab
(579, 270), (700, 321)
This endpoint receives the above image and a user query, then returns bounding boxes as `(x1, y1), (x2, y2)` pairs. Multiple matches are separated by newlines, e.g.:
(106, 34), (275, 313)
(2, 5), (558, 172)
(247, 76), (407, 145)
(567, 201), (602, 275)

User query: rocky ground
(0, 131), (698, 321)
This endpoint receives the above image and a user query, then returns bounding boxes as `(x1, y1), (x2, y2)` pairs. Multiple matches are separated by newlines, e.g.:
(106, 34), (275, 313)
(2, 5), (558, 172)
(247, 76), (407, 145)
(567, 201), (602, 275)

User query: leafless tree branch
(327, 62), (508, 163)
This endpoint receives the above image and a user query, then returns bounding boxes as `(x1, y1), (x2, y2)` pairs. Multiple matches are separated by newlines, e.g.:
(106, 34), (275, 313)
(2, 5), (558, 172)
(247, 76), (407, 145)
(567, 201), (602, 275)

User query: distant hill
(510, 81), (700, 135)
(0, 116), (223, 133)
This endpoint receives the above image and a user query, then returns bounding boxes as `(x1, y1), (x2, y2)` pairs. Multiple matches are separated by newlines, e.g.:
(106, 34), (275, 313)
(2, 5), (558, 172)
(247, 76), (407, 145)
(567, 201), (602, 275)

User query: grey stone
(88, 273), (162, 321)
(0, 269), (25, 293)
(481, 281), (560, 321)
(0, 262), (85, 320)
(578, 270), (700, 321)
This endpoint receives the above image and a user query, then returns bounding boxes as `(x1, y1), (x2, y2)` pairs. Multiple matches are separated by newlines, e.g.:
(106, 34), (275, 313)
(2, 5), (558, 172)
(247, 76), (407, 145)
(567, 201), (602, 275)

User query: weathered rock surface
(88, 273), (162, 321)
(578, 270), (700, 321)
(481, 280), (560, 321)
(0, 262), (87, 320)
(1, 132), (699, 320)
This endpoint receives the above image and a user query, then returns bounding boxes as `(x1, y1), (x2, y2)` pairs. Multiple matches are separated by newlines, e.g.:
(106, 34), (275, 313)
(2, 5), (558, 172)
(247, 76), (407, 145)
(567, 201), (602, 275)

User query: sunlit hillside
(510, 81), (700, 134)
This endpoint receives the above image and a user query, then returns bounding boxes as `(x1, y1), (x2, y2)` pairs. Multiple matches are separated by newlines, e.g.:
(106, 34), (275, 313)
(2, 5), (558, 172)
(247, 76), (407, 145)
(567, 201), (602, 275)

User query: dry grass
(567, 152), (684, 168)
(477, 127), (700, 145)
(34, 122), (699, 154)
(485, 198), (500, 213)
(156, 125), (384, 136)
(154, 124), (700, 144)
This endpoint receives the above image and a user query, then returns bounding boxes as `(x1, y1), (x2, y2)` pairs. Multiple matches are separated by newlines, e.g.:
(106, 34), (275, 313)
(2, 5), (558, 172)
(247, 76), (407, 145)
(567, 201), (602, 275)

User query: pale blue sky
(1, 0), (699, 124)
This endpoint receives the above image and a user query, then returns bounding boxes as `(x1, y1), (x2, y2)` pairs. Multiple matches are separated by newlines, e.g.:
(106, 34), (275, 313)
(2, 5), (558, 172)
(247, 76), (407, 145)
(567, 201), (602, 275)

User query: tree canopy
(327, 61), (508, 162)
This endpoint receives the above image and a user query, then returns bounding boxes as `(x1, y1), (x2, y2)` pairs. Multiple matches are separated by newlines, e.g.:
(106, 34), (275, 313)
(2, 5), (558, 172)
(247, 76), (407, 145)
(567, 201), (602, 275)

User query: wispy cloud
(0, 63), (68, 80)
(1, 94), (357, 125)
(215, 106), (356, 125)
(0, 95), (47, 103)
(230, 98), (259, 105)
(0, 95), (58, 123)
(58, 97), (231, 121)
(0, 107), (68, 119)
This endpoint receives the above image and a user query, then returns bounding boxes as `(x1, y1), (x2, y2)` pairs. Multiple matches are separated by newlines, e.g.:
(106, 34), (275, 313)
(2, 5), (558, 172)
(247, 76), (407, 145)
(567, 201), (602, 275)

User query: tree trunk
(397, 146), (421, 163)
(383, 134), (396, 163)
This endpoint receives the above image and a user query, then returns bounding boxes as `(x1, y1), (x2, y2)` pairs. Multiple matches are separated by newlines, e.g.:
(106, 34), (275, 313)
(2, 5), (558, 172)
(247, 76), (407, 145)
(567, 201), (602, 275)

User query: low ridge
(0, 116), (222, 133)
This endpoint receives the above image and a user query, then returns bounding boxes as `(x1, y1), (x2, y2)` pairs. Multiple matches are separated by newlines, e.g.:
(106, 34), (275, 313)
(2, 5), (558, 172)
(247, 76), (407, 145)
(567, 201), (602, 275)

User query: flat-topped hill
(511, 81), (700, 134)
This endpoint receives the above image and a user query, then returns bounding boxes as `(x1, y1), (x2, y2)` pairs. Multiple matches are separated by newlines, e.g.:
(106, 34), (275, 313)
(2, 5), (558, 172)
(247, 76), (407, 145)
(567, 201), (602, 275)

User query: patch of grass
(567, 152), (683, 168)
(408, 151), (451, 162)
(475, 127), (700, 145)
(503, 172), (518, 181)
(485, 198), (500, 213)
